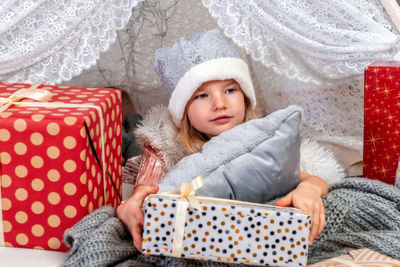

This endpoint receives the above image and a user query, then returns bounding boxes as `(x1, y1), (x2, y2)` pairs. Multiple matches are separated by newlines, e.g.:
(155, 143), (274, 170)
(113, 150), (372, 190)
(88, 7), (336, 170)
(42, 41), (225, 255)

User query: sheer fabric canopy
(1, 0), (399, 85)
(0, 0), (143, 84)
(203, 0), (400, 84)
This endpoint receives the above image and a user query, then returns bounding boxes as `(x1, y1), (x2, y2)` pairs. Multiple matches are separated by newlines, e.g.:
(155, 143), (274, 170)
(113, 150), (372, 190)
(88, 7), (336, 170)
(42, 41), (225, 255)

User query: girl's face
(186, 79), (246, 138)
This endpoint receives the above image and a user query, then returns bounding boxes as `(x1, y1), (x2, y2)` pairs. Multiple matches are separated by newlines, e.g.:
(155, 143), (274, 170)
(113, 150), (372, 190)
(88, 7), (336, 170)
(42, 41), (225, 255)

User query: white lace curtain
(1, 0), (399, 85)
(0, 0), (143, 84)
(203, 0), (400, 84)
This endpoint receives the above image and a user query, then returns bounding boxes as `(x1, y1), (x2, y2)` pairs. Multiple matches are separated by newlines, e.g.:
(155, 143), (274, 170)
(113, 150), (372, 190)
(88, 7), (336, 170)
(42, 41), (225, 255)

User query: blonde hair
(177, 96), (257, 154)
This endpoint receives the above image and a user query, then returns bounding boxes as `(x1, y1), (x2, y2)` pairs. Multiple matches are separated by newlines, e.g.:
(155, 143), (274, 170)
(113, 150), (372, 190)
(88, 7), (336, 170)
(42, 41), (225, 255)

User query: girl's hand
(275, 173), (327, 246)
(116, 185), (159, 251)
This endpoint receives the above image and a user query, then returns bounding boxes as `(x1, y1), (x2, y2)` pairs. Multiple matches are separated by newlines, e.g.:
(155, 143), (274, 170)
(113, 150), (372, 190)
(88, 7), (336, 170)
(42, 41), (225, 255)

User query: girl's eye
(195, 93), (208, 99)
(226, 88), (237, 94)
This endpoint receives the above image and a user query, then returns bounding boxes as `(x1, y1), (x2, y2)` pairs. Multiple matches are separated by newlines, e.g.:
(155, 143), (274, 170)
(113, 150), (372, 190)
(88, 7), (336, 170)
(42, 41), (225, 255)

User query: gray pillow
(158, 105), (302, 204)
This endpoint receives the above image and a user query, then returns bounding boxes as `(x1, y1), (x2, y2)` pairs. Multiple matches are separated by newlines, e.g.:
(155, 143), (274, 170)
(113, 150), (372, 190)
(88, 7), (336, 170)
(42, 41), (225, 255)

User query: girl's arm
(116, 143), (166, 251)
(275, 171), (328, 246)
(298, 170), (328, 195)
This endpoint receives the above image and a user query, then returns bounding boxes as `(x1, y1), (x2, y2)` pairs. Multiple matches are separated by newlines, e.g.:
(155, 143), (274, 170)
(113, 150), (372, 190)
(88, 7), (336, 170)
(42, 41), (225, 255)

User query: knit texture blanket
(62, 178), (400, 267)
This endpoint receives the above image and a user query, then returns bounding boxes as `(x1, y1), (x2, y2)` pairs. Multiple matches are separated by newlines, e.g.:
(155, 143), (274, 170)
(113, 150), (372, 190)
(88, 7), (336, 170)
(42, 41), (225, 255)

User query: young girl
(117, 29), (342, 253)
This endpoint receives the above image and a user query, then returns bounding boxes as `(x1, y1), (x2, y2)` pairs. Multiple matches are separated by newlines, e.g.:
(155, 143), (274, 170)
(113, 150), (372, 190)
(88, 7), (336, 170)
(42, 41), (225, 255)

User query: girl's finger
(135, 209), (144, 225)
(132, 226), (143, 251)
(317, 202), (326, 236)
(309, 207), (320, 246)
(275, 192), (293, 207)
(134, 185), (158, 202)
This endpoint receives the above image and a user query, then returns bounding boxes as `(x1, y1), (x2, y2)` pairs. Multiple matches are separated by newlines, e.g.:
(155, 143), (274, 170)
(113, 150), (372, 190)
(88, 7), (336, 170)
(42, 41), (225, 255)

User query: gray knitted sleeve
(62, 206), (138, 267)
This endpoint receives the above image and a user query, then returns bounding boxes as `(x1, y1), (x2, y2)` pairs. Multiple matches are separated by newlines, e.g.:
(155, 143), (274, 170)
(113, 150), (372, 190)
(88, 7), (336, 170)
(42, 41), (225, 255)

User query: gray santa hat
(154, 29), (256, 127)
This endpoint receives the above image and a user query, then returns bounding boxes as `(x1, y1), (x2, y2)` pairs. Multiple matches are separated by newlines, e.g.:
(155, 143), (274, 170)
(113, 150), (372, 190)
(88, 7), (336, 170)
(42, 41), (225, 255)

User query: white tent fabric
(1, 0), (399, 86)
(0, 0), (143, 84)
(203, 0), (400, 84)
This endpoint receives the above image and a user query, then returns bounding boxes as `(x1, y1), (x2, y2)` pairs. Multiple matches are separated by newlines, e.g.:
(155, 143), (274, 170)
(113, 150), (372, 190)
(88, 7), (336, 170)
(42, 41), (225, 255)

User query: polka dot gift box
(0, 82), (122, 251)
(142, 181), (311, 266)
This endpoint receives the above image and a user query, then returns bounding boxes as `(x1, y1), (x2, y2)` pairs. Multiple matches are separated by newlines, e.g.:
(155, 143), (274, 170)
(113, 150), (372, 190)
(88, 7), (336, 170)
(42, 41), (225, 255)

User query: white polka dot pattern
(0, 82), (122, 251)
(142, 195), (311, 266)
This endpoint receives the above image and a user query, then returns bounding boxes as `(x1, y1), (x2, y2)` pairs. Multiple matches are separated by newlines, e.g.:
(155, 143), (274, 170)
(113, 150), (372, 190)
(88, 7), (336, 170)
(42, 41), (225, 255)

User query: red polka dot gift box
(364, 61), (400, 187)
(0, 82), (122, 251)
(141, 178), (311, 266)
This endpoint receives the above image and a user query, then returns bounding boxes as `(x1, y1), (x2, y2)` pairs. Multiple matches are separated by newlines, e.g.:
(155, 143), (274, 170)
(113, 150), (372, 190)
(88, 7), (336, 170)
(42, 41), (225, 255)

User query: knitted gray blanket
(62, 178), (400, 267)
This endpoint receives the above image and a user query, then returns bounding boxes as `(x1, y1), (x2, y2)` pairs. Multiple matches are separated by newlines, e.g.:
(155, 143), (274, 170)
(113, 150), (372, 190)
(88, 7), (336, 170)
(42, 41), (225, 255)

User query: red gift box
(0, 82), (122, 251)
(363, 61), (400, 185)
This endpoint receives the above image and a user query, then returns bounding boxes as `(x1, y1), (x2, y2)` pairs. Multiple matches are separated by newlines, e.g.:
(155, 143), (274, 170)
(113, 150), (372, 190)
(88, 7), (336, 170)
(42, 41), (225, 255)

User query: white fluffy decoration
(168, 57), (256, 127)
(300, 138), (346, 187)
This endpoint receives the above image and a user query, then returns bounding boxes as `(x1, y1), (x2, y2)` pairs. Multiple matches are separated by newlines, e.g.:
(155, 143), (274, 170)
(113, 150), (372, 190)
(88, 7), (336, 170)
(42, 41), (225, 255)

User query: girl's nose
(212, 94), (226, 111)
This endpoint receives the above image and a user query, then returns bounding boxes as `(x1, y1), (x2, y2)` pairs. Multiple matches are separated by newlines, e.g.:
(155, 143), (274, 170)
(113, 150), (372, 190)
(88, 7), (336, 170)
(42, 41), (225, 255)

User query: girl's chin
(206, 125), (236, 137)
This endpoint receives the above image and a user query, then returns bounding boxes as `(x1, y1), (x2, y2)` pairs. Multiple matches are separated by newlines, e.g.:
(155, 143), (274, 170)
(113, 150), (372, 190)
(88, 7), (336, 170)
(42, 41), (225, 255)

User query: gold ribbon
(0, 85), (108, 246)
(0, 84), (54, 113)
(166, 176), (205, 257)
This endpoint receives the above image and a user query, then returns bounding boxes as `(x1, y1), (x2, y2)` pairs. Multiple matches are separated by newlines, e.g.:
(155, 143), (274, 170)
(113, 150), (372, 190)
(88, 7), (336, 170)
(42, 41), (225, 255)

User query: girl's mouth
(211, 116), (232, 124)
